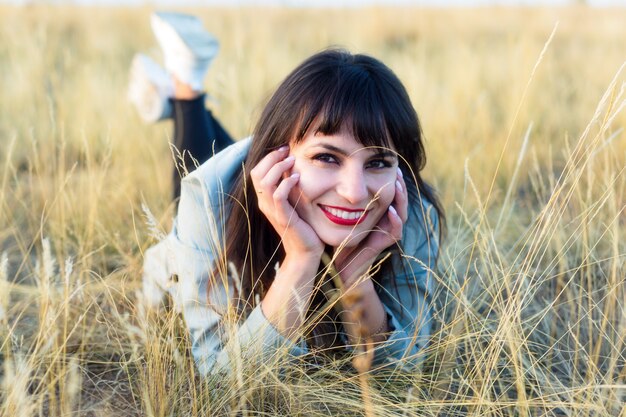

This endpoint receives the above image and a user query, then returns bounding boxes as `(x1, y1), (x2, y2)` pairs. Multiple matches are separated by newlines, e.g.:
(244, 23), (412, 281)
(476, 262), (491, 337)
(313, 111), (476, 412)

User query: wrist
(334, 251), (378, 286)
(371, 311), (389, 336)
(261, 256), (318, 338)
(282, 252), (321, 272)
(362, 299), (390, 343)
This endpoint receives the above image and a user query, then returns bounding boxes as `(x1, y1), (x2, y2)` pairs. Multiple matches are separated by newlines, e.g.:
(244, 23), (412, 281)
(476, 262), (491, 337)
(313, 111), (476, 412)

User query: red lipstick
(320, 205), (369, 226)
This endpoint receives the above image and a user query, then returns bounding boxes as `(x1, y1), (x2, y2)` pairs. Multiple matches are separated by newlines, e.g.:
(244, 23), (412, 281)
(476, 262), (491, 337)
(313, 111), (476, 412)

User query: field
(0, 4), (625, 416)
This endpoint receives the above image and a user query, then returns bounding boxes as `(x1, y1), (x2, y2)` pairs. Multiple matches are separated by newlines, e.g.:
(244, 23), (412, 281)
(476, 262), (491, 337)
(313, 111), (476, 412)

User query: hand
(334, 168), (408, 292)
(250, 146), (325, 259)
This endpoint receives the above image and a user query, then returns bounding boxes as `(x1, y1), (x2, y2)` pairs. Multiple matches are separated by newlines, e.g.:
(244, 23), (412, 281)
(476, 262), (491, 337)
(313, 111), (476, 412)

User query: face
(288, 128), (398, 249)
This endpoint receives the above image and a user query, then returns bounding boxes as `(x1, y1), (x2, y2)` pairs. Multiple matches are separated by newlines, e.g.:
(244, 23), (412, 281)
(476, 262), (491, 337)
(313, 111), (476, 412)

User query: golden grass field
(0, 4), (625, 416)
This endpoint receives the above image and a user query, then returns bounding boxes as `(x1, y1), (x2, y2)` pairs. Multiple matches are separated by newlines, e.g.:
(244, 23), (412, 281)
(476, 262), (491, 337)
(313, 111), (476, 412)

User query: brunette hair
(222, 48), (444, 347)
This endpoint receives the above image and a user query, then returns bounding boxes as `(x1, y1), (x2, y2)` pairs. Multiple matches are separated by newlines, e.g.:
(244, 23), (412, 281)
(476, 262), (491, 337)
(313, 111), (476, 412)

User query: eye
(366, 158), (393, 169)
(312, 153), (339, 164)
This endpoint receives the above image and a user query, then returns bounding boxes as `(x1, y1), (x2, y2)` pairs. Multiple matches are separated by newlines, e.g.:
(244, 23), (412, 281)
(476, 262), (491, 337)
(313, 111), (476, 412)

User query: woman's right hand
(250, 146), (325, 260)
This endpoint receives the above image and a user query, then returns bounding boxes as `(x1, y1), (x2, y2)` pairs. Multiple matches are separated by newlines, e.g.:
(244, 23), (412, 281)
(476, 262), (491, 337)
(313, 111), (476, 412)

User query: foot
(151, 11), (219, 92)
(127, 53), (174, 123)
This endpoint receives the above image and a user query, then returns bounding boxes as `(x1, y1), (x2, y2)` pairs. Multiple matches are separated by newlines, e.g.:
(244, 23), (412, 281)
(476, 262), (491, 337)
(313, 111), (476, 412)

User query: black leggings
(171, 95), (235, 199)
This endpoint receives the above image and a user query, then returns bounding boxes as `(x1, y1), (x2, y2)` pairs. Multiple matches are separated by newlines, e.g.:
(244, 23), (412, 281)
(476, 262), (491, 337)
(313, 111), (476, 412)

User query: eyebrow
(314, 143), (398, 160)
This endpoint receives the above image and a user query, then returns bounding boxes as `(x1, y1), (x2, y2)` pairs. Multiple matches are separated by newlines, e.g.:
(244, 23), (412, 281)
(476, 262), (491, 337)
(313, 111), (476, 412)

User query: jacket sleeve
(370, 200), (440, 370)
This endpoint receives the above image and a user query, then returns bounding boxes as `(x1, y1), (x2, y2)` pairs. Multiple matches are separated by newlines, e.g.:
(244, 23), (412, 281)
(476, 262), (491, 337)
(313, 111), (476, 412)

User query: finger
(272, 173), (301, 227)
(387, 205), (404, 242)
(259, 156), (295, 190)
(396, 167), (408, 195)
(374, 206), (402, 244)
(249, 145), (289, 185)
(394, 169), (409, 223)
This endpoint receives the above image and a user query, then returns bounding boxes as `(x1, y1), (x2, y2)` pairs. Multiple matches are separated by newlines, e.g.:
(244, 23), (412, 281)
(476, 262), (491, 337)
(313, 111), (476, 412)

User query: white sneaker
(127, 53), (174, 123)
(151, 12), (219, 92)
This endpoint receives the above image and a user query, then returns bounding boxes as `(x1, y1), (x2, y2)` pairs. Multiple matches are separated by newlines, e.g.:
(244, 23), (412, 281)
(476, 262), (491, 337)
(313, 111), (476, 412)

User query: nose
(337, 165), (369, 205)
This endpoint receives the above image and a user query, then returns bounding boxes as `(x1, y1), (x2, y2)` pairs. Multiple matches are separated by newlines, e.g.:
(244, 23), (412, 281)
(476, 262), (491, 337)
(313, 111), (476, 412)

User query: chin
(319, 230), (369, 250)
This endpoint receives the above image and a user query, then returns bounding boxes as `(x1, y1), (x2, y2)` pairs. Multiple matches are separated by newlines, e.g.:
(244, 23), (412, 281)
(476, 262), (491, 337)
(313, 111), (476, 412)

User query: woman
(137, 12), (444, 376)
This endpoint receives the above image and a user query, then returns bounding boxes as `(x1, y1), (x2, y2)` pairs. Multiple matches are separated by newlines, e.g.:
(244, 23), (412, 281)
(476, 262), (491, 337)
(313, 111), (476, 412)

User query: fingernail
(278, 145), (289, 152)
(389, 205), (398, 216)
(291, 172), (300, 179)
(284, 155), (295, 162)
(397, 167), (403, 178)
(396, 180), (403, 193)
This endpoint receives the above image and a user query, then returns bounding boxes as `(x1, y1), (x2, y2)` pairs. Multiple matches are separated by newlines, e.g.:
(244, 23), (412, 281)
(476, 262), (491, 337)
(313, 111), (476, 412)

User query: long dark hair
(222, 48), (444, 349)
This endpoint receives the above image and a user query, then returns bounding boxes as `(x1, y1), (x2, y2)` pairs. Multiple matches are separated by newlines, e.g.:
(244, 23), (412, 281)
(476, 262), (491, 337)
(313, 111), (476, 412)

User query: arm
(180, 139), (332, 374)
(248, 145), (325, 338)
(332, 169), (407, 346)
(370, 204), (440, 369)
(156, 139), (312, 375)
(333, 177), (440, 370)
(172, 175), (313, 376)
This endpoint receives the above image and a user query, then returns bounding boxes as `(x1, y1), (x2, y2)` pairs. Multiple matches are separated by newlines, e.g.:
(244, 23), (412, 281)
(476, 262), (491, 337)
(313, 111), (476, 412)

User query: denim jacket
(142, 137), (440, 376)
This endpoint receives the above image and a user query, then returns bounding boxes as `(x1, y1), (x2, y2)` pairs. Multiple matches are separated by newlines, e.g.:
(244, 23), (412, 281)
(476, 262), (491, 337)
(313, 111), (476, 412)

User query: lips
(320, 205), (369, 226)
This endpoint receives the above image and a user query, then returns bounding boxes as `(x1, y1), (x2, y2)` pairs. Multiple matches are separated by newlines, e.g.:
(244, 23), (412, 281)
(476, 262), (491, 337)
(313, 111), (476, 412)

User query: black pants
(171, 95), (235, 200)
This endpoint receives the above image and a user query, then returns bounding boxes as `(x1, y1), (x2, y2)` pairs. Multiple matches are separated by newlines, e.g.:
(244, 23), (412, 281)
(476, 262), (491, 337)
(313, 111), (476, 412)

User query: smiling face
(287, 128), (398, 249)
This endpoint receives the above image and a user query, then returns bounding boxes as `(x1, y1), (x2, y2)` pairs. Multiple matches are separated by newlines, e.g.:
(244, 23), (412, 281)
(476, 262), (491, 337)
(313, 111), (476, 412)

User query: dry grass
(0, 4), (624, 416)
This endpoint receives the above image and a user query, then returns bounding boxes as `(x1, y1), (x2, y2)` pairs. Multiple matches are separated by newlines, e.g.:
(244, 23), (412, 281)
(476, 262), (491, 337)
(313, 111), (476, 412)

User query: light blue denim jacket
(143, 137), (440, 376)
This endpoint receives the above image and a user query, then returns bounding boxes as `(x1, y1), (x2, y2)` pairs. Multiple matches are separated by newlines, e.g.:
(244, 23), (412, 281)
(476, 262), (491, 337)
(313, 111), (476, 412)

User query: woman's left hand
(333, 168), (408, 292)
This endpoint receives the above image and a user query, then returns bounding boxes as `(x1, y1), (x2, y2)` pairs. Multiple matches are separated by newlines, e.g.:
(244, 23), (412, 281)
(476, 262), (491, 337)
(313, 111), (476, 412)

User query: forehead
(294, 130), (397, 155)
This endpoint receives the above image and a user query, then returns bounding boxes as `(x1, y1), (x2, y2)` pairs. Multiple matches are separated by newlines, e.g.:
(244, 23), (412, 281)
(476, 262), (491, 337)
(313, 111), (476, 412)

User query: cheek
(372, 176), (396, 208)
(380, 185), (395, 207)
(287, 161), (315, 215)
